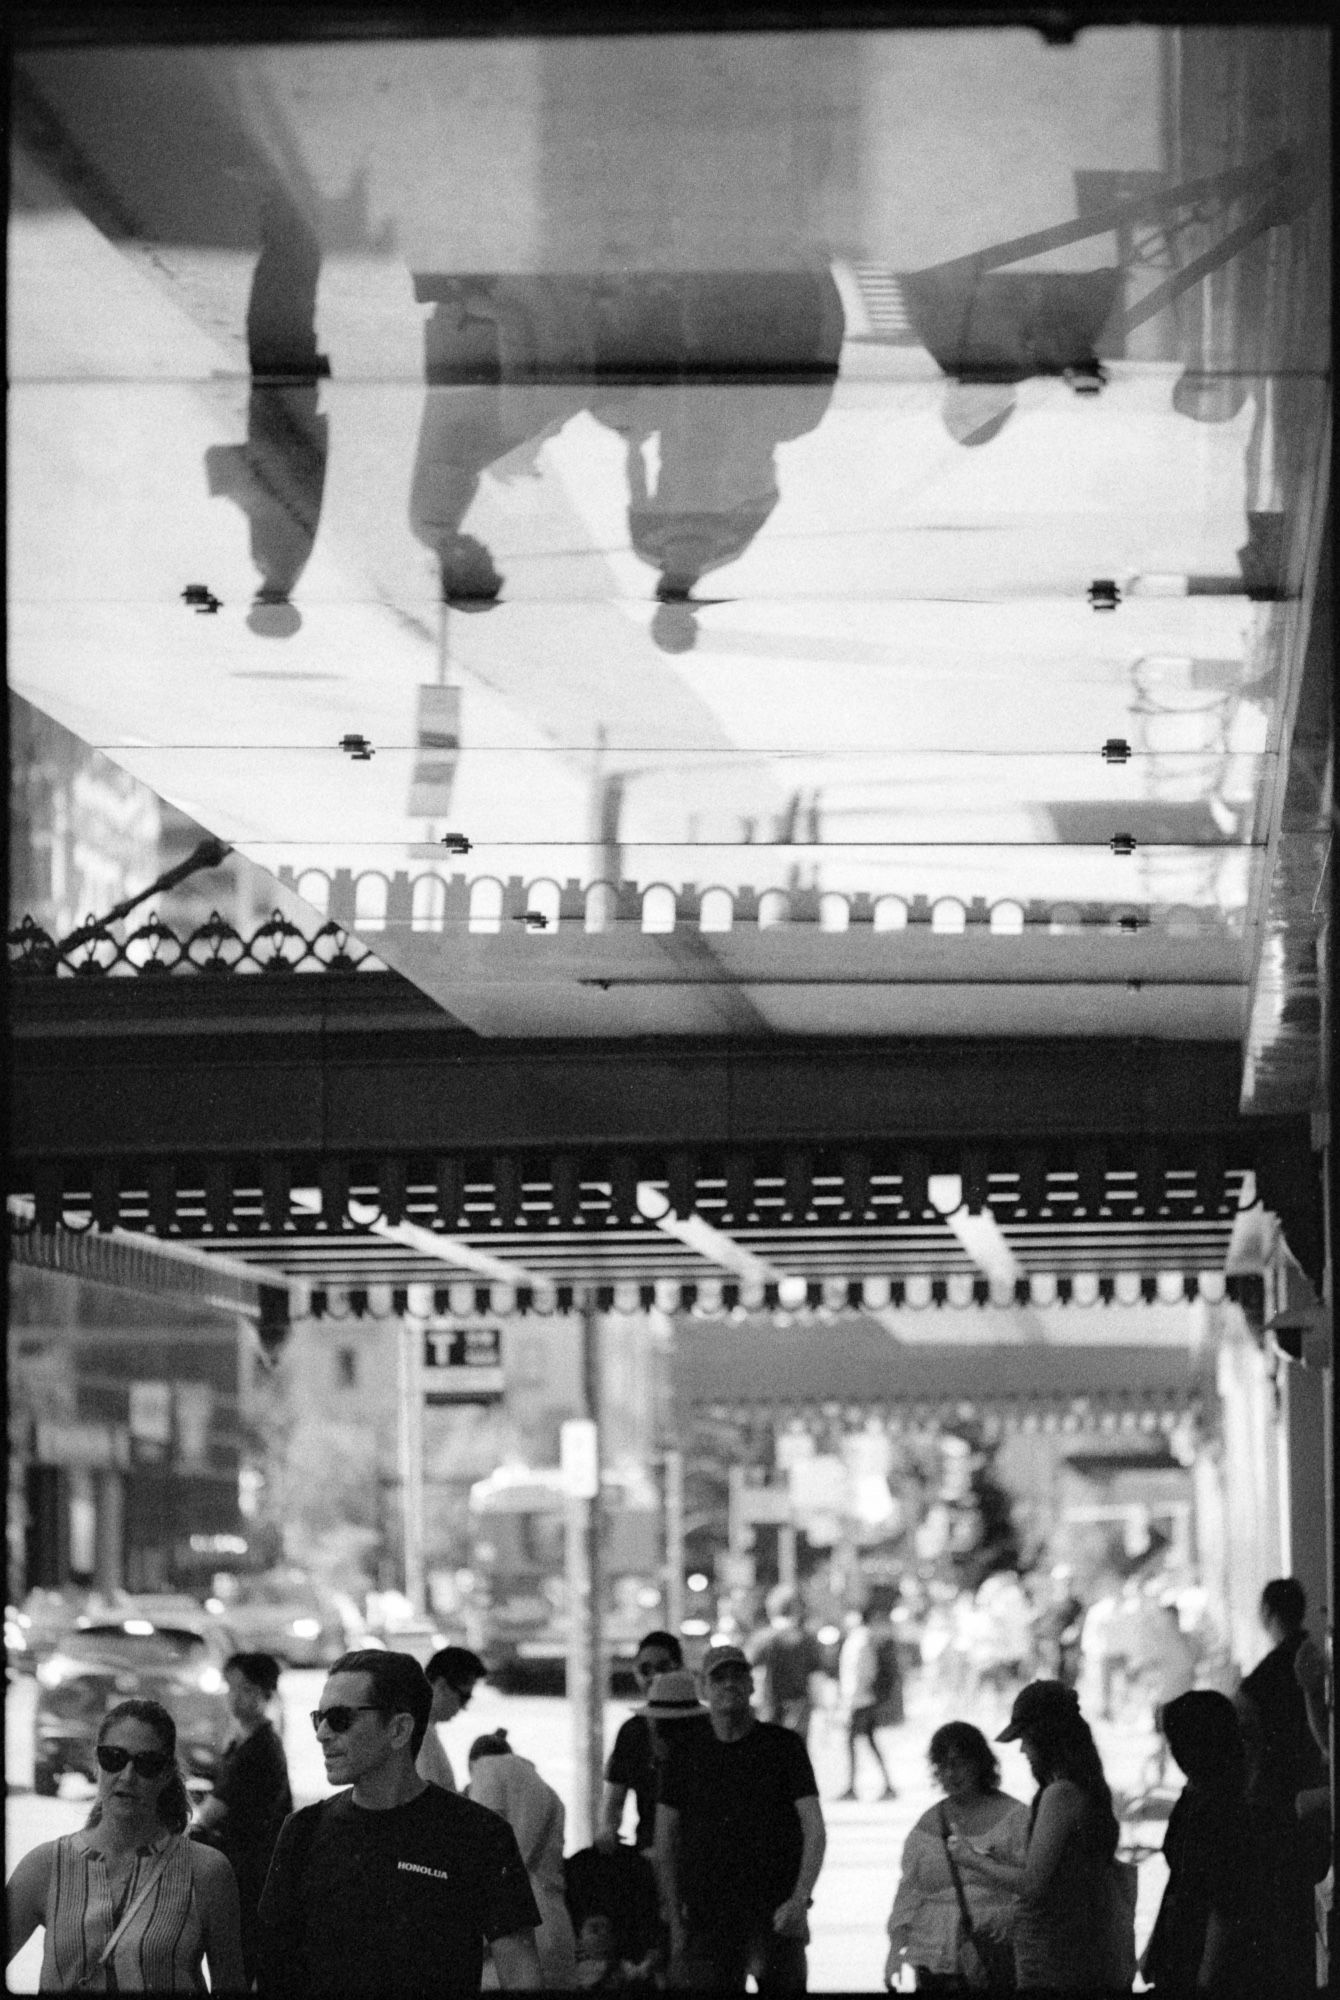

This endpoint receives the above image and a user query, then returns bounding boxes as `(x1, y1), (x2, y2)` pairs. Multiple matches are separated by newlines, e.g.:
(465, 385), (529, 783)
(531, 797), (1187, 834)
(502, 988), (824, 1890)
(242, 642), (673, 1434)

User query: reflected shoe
(835, 1788), (858, 1801)
(880, 1785), (898, 1799)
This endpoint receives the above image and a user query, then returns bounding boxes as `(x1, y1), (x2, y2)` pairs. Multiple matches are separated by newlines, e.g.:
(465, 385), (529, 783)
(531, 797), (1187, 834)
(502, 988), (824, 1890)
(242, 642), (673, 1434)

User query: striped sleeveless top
(39, 1830), (206, 1992)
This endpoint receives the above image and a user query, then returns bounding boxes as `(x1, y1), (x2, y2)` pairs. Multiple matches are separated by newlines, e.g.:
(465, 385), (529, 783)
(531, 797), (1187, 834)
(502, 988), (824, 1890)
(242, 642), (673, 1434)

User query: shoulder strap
(938, 1805), (981, 1943)
(96, 1840), (177, 1969)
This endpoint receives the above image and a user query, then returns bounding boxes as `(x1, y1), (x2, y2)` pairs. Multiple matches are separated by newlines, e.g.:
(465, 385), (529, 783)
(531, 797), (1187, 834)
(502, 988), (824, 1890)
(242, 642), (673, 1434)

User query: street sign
(422, 1324), (504, 1402)
(560, 1418), (599, 1499)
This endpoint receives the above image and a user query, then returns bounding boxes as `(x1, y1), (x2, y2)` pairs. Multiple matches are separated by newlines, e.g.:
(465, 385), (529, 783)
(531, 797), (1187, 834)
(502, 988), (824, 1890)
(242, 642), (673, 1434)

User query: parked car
(7, 1605), (34, 1675)
(219, 1569), (349, 1668)
(33, 1612), (236, 1796)
(20, 1585), (136, 1668)
(375, 1619), (447, 1668)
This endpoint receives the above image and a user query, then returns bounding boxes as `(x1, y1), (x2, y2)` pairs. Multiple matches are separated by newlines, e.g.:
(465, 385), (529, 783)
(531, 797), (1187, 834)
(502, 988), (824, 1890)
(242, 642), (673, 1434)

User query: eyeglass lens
(97, 1745), (170, 1777)
(310, 1704), (382, 1734)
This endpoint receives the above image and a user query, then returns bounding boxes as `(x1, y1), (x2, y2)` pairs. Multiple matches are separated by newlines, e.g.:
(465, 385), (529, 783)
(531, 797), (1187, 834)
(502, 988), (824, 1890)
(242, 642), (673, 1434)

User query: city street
(6, 1666), (1167, 1993)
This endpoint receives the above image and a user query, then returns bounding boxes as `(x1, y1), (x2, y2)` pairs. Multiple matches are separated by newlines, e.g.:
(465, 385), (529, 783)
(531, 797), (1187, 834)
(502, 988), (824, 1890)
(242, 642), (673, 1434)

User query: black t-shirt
(606, 1713), (658, 1849)
(1146, 1785), (1271, 1996)
(256, 1782), (540, 1999)
(606, 1712), (713, 1848)
(658, 1720), (818, 1925)
(215, 1721), (292, 1876)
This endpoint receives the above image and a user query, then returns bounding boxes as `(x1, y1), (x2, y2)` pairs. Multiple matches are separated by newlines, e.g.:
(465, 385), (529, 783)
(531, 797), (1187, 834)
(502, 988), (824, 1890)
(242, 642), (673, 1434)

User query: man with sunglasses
(417, 1646), (488, 1793)
(257, 1650), (542, 1997)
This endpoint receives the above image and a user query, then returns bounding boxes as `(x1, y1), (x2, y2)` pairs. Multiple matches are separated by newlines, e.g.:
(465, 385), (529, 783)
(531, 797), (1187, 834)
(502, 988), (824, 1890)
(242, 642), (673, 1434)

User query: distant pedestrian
(418, 1644), (489, 1792)
(598, 1629), (686, 1852)
(192, 1650), (293, 1983)
(885, 1721), (1027, 1992)
(949, 1680), (1122, 1990)
(7, 1698), (245, 1992)
(836, 1602), (899, 1801)
(657, 1641), (826, 1992)
(257, 1649), (542, 1996)
(1140, 1691), (1270, 1998)
(468, 1729), (577, 1989)
(748, 1588), (828, 1745)
(1234, 1579), (1328, 1993)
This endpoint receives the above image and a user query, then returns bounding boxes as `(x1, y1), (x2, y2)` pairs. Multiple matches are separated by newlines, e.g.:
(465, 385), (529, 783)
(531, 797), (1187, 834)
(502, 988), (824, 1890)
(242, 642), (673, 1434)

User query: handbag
(938, 1806), (1017, 1992)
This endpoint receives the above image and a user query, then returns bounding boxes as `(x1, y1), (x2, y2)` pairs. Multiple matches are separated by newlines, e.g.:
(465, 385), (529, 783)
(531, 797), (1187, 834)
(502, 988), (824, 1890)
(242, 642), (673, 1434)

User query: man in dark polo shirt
(656, 1643), (826, 1993)
(257, 1650), (541, 1998)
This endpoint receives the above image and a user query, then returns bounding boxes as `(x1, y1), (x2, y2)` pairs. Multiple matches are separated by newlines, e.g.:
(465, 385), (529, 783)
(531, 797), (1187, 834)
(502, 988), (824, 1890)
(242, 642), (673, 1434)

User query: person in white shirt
(885, 1721), (1027, 1991)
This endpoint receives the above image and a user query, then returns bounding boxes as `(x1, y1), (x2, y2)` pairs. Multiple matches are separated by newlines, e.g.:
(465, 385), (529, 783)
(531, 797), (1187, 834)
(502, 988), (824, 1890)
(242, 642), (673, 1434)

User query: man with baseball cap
(655, 1642), (826, 1992)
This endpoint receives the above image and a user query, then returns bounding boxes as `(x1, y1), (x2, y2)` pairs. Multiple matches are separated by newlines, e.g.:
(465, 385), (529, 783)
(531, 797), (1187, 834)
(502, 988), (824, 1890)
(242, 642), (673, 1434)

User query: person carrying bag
(940, 1806), (1016, 1991)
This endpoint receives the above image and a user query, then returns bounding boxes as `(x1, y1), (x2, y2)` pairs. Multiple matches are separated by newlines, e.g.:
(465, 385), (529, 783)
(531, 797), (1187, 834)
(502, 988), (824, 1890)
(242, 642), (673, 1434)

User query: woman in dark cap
(1140, 1691), (1270, 1997)
(947, 1680), (1119, 1990)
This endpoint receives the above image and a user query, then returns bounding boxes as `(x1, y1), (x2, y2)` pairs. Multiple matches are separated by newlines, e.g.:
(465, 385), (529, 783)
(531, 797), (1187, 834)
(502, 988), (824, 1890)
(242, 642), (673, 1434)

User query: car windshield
(236, 1575), (318, 1607)
(65, 1625), (208, 1665)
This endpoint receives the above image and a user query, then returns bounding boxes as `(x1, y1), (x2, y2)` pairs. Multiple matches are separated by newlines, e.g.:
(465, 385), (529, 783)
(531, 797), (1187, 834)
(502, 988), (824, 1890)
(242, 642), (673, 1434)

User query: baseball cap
(639, 1670), (705, 1720)
(700, 1643), (752, 1680)
(996, 1680), (1081, 1742)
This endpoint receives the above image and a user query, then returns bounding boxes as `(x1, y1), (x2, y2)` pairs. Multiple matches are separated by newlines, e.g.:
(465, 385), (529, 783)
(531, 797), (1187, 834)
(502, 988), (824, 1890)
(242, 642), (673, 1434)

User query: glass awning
(9, 23), (1330, 1041)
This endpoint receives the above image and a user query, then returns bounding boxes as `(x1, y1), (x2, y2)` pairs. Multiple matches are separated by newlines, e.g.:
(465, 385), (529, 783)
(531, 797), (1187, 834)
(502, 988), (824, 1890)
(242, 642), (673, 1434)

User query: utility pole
(663, 1447), (686, 1640)
(397, 1317), (425, 1616)
(563, 1296), (605, 1847)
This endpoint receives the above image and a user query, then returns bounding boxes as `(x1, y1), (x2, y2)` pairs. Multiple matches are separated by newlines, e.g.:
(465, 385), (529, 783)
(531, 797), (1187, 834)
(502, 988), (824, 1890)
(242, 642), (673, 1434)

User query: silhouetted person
(206, 189), (329, 635)
(1141, 1691), (1270, 1998)
(1234, 1578), (1327, 1994)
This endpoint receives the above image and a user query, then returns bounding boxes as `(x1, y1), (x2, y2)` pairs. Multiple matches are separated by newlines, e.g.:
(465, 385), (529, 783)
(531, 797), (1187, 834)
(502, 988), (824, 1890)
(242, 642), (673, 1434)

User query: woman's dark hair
(87, 1700), (190, 1833)
(929, 1721), (1001, 1794)
(635, 1631), (683, 1666)
(468, 1728), (511, 1762)
(225, 1650), (282, 1697)
(1261, 1577), (1306, 1631)
(1024, 1707), (1119, 1860)
(1161, 1690), (1246, 1793)
(328, 1648), (431, 1757)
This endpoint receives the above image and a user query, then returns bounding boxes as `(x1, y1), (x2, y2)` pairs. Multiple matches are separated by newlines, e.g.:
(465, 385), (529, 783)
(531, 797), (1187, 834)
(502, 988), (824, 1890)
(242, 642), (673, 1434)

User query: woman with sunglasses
(6, 1697), (246, 1992)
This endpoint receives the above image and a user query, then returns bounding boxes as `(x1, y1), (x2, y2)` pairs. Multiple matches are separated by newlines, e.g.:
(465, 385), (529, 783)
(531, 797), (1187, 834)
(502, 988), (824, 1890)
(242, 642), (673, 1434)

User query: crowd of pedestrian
(5, 1574), (1330, 1995)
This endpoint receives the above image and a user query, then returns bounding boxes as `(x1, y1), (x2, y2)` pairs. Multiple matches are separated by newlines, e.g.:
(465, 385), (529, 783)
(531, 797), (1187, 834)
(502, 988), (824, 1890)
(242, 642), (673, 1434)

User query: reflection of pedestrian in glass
(205, 189), (329, 636)
(609, 270), (845, 651)
(407, 276), (596, 608)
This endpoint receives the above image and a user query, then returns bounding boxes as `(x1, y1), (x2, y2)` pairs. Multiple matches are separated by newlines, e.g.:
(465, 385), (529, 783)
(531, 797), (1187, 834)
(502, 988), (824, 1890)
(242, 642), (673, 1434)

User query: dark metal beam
(13, 980), (1261, 1155)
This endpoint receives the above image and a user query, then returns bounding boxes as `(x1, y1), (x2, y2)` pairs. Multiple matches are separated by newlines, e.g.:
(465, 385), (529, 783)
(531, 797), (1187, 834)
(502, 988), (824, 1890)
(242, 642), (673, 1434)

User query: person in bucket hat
(598, 1633), (699, 1856)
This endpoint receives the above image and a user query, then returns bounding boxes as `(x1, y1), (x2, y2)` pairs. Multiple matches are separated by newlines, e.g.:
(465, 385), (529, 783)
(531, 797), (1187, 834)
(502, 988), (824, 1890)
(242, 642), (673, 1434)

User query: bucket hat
(639, 1670), (705, 1720)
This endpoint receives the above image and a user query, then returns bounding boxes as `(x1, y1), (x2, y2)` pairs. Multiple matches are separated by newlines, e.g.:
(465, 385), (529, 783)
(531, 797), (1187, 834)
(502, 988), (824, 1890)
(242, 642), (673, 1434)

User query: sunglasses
(97, 1745), (173, 1779)
(310, 1704), (387, 1735)
(634, 1660), (674, 1679)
